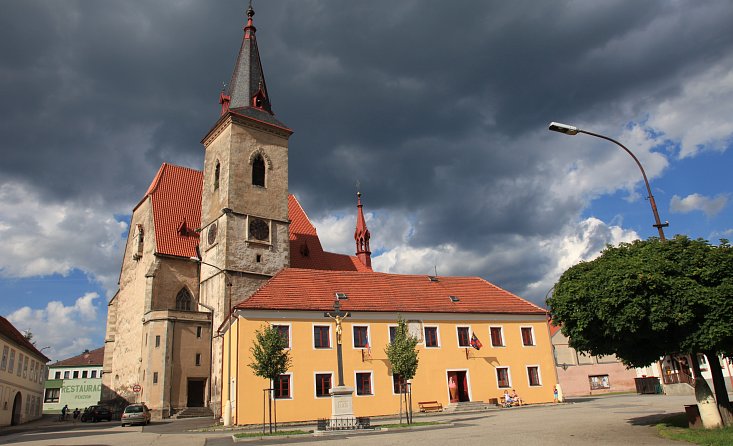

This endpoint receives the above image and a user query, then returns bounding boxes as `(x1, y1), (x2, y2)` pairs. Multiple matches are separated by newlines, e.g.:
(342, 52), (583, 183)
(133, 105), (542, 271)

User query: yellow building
(222, 200), (556, 424)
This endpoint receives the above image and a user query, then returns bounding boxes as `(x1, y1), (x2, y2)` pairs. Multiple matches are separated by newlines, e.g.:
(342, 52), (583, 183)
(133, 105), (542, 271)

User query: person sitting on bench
(510, 389), (522, 406)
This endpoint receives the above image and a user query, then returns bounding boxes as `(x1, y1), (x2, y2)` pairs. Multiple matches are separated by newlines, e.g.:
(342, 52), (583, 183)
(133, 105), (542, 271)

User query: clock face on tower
(207, 222), (218, 245)
(249, 218), (269, 241)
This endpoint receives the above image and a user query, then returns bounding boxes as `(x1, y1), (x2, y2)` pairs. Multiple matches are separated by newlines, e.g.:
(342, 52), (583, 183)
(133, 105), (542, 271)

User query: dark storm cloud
(2, 0), (733, 301)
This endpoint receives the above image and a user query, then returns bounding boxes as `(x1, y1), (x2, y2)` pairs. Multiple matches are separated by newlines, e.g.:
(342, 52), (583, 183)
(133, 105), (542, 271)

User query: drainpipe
(198, 301), (215, 411)
(168, 318), (176, 418)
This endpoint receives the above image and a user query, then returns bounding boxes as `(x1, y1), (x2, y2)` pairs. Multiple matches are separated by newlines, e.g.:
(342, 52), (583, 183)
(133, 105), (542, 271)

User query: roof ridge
(475, 277), (547, 312)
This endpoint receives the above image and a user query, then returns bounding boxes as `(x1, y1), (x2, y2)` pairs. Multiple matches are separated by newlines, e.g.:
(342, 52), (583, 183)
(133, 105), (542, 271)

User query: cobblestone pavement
(0, 394), (697, 445)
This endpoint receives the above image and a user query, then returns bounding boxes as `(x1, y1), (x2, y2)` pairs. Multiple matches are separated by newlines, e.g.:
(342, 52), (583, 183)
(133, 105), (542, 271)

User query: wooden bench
(418, 401), (443, 412)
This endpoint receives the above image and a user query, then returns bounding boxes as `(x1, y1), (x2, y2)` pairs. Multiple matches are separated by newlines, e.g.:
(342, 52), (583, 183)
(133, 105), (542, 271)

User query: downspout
(168, 318), (176, 418)
(198, 301), (215, 411)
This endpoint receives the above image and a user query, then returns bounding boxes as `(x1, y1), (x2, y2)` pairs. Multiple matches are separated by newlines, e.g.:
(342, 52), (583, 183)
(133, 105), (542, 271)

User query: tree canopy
(384, 318), (420, 381)
(548, 236), (733, 367)
(248, 324), (292, 384)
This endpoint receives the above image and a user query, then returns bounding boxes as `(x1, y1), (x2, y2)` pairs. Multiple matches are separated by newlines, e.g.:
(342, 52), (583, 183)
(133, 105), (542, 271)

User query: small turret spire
(354, 191), (372, 268)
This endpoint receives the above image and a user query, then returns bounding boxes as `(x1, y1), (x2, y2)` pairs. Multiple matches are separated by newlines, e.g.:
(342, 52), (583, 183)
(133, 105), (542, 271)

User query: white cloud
(7, 292), (104, 361)
(0, 181), (128, 293)
(670, 193), (727, 217)
(315, 205), (639, 305)
(644, 55), (733, 158)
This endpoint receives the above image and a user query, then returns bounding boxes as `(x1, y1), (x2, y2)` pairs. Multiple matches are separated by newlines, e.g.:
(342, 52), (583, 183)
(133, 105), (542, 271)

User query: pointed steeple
(354, 192), (372, 268)
(223, 3), (273, 115)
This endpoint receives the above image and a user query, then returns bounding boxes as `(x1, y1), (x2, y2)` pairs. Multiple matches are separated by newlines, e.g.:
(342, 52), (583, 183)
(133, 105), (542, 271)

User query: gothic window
(214, 161), (220, 190)
(175, 288), (193, 311)
(252, 155), (265, 187)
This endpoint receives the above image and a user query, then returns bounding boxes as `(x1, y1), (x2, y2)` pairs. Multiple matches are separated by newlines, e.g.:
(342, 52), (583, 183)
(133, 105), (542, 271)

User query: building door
(187, 379), (205, 407)
(447, 371), (470, 403)
(11, 392), (22, 426)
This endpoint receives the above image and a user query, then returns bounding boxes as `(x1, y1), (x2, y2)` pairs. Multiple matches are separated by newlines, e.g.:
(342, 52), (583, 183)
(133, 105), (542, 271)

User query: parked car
(81, 405), (113, 422)
(120, 403), (151, 426)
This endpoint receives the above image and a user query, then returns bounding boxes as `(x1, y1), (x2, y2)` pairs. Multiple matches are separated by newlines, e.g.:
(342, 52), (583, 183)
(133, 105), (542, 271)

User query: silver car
(120, 403), (151, 426)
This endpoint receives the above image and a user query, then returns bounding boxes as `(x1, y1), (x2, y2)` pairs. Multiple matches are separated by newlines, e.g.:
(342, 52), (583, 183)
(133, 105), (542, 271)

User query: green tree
(548, 236), (733, 424)
(248, 324), (292, 431)
(384, 317), (419, 423)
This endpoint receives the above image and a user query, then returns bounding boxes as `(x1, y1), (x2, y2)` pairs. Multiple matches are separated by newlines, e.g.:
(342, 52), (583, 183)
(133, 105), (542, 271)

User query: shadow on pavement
(627, 411), (684, 426)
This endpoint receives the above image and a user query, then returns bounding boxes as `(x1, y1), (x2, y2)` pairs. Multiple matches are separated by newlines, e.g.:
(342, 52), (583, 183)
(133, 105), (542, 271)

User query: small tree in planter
(249, 324), (292, 433)
(385, 317), (419, 424)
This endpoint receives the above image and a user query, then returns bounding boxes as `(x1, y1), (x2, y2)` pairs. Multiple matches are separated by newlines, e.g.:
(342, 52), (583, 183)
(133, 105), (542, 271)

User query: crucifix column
(325, 300), (355, 426)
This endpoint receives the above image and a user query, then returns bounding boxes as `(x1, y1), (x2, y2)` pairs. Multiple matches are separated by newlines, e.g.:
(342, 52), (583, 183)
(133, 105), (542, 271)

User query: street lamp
(548, 122), (669, 240)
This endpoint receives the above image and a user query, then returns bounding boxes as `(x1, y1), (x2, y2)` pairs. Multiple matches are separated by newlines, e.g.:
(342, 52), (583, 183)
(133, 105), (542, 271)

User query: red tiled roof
(236, 268), (546, 315)
(144, 163), (203, 258)
(548, 322), (562, 337)
(140, 164), (368, 272)
(52, 346), (104, 367)
(0, 316), (50, 362)
(287, 195), (370, 272)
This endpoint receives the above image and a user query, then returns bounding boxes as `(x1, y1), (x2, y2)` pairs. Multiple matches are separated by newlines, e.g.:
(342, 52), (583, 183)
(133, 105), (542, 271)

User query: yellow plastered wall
(228, 313), (557, 425)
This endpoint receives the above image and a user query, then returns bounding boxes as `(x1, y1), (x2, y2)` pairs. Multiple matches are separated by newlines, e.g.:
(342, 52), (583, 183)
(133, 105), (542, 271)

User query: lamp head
(548, 122), (579, 135)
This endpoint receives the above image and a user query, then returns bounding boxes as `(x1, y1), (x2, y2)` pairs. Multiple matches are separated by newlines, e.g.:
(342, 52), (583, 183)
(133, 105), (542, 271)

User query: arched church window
(252, 155), (265, 187)
(214, 161), (220, 191)
(175, 288), (193, 311)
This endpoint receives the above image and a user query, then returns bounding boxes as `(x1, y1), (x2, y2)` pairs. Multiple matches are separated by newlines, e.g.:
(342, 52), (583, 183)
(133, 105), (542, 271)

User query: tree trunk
(705, 351), (733, 426)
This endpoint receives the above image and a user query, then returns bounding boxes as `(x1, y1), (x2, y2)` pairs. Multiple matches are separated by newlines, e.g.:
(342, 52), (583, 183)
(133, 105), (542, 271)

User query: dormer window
(252, 155), (265, 187)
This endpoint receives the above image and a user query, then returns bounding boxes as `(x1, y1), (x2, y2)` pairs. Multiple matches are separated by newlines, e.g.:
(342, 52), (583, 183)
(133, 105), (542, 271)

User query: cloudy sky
(1, 0), (732, 361)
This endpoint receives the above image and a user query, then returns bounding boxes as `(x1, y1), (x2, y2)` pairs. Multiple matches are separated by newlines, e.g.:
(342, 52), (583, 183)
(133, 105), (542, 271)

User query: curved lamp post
(548, 122), (669, 241)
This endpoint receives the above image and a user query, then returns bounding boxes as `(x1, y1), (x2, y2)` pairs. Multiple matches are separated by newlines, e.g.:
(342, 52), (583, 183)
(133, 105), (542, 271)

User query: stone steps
(443, 401), (496, 413)
(172, 407), (214, 419)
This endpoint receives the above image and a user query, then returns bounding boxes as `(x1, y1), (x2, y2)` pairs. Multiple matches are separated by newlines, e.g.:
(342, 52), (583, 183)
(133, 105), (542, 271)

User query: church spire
(354, 192), (372, 268)
(222, 2), (273, 116)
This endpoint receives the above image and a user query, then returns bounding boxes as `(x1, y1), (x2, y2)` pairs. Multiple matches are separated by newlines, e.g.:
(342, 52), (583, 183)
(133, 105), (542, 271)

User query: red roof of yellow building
(235, 268), (546, 315)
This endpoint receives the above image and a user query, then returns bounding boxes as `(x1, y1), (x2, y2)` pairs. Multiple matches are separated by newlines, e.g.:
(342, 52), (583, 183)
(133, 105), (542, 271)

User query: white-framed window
(352, 324), (370, 349)
(355, 371), (373, 396)
(456, 326), (471, 347)
(388, 325), (398, 343)
(314, 372), (333, 398)
(496, 366), (511, 388)
(392, 373), (407, 395)
(44, 388), (60, 403)
(527, 365), (542, 386)
(424, 326), (440, 348)
(313, 324), (332, 349)
(520, 326), (535, 346)
(274, 372), (293, 399)
(272, 323), (292, 349)
(490, 326), (505, 347)
(0, 346), (7, 371)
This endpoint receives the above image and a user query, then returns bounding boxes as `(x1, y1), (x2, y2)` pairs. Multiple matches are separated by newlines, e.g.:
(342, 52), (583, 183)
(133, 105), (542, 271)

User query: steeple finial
(354, 191), (372, 269)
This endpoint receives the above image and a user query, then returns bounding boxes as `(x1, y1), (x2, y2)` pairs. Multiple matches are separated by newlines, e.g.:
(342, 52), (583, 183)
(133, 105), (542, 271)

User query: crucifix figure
(325, 300), (350, 387)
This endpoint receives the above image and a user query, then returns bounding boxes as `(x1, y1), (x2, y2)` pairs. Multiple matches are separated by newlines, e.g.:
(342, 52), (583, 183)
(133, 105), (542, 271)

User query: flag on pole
(364, 341), (371, 355)
(470, 332), (483, 350)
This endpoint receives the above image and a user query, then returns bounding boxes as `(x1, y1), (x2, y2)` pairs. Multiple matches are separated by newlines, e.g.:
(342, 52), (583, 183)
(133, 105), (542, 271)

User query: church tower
(198, 4), (292, 420)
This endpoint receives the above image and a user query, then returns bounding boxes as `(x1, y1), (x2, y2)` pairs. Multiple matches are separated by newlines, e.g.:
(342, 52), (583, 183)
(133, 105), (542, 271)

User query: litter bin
(684, 404), (702, 429)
